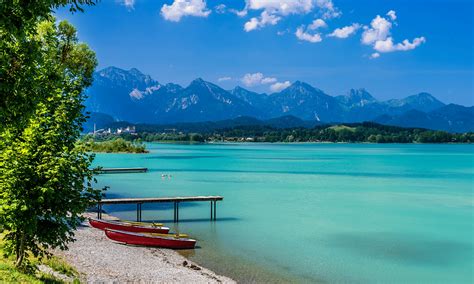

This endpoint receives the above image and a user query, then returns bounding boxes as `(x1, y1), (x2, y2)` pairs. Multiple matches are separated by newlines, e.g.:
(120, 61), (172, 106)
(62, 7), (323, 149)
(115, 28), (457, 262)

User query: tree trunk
(15, 232), (25, 267)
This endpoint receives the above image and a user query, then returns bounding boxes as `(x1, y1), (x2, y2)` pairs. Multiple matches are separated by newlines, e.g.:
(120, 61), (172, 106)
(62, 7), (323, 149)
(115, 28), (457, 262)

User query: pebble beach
(53, 213), (234, 283)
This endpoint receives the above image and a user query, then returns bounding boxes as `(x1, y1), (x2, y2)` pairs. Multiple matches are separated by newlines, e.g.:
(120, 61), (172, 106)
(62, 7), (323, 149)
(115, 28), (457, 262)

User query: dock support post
(210, 201), (213, 221)
(213, 200), (217, 221)
(136, 203), (142, 222)
(176, 202), (179, 223)
(97, 203), (102, 219)
(173, 202), (180, 223)
(173, 202), (177, 223)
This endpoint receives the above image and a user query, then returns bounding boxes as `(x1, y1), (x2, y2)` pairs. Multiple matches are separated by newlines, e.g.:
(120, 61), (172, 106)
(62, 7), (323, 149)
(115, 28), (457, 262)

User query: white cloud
(308, 19), (327, 30)
(270, 81), (291, 92)
(240, 72), (289, 92)
(316, 0), (334, 11)
(294, 17), (326, 43)
(241, 73), (277, 86)
(361, 15), (392, 45)
(241, 73), (264, 86)
(244, 11), (280, 32)
(328, 23), (361, 38)
(261, 77), (277, 84)
(296, 26), (322, 43)
(244, 18), (259, 32)
(218, 76), (232, 82)
(242, 0), (339, 31)
(373, 36), (426, 53)
(361, 11), (425, 57)
(215, 4), (226, 14)
(121, 0), (135, 9)
(396, 37), (426, 51)
(246, 0), (314, 16)
(230, 8), (248, 17)
(370, 52), (380, 59)
(161, 0), (211, 22)
(317, 0), (340, 19)
(386, 10), (397, 21)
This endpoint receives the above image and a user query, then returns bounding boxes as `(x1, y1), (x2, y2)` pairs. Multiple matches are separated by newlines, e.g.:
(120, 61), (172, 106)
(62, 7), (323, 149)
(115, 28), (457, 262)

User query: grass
(0, 233), (80, 283)
(42, 257), (78, 277)
(0, 262), (43, 283)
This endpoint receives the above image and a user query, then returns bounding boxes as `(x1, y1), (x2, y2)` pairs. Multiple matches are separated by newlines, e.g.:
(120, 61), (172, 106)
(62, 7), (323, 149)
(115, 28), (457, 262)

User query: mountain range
(84, 67), (473, 133)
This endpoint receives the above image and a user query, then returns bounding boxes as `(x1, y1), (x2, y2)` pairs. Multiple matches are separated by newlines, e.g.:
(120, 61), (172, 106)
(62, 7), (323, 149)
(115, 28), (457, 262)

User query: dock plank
(99, 196), (224, 204)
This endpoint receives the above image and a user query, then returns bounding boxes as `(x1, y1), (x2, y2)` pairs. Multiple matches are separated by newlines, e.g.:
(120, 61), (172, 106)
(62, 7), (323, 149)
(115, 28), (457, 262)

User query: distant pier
(96, 167), (148, 174)
(97, 196), (224, 222)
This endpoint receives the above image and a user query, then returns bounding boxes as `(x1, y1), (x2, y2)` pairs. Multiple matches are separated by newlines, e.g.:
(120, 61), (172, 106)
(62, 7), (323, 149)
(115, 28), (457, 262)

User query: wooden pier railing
(97, 196), (224, 222)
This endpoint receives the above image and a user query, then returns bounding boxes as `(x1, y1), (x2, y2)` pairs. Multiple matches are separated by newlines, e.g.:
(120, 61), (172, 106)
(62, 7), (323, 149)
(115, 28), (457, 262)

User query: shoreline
(53, 213), (234, 283)
(145, 141), (473, 145)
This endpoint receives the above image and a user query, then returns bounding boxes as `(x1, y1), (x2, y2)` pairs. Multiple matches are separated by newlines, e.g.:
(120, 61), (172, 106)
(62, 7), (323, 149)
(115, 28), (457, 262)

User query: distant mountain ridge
(84, 66), (473, 133)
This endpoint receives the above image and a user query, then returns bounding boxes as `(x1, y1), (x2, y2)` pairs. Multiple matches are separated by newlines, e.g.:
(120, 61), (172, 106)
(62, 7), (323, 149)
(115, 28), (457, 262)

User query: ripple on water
(325, 232), (472, 266)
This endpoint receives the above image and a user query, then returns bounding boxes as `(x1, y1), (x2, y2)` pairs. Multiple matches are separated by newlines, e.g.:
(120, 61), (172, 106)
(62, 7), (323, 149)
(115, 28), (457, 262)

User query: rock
(183, 261), (188, 267)
(190, 264), (201, 271)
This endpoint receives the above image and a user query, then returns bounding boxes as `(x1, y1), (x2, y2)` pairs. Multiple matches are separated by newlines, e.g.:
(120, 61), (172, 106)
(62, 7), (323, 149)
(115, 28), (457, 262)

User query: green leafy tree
(0, 0), (96, 128)
(0, 19), (100, 267)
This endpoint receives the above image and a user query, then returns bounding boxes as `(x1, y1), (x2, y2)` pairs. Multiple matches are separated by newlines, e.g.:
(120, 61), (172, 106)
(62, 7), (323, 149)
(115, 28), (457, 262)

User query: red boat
(89, 218), (170, 234)
(105, 229), (197, 249)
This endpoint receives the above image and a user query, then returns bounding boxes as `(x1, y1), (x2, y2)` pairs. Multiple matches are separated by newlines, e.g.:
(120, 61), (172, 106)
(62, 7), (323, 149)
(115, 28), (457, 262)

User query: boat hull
(89, 218), (169, 234)
(105, 229), (196, 249)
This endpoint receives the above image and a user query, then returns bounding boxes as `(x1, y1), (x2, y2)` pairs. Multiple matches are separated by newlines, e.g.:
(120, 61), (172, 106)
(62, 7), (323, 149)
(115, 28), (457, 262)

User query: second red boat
(105, 229), (197, 249)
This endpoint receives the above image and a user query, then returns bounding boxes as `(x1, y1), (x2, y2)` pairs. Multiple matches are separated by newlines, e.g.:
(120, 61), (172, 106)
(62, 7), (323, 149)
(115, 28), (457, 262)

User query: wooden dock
(97, 196), (223, 222)
(96, 167), (148, 174)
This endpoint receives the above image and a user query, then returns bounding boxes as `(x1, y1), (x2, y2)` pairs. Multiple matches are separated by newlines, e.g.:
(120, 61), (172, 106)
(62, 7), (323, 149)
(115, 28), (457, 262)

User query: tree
(0, 0), (96, 128)
(0, 19), (101, 267)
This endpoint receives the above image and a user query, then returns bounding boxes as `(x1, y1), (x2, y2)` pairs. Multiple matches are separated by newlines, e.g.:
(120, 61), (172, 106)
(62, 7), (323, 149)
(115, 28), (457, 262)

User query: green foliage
(81, 137), (148, 153)
(111, 122), (474, 144)
(0, 19), (101, 267)
(204, 123), (473, 143)
(0, 0), (97, 129)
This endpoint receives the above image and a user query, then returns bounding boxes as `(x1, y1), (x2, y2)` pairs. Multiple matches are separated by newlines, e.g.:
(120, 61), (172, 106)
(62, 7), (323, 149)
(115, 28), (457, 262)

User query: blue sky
(57, 0), (473, 105)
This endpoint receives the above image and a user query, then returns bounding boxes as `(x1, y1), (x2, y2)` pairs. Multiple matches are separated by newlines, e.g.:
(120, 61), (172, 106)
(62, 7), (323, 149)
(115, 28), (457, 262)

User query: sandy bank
(53, 213), (235, 283)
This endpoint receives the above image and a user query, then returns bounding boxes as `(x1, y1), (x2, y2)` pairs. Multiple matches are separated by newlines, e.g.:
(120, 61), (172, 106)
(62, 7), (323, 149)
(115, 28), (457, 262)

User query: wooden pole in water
(176, 202), (179, 222)
(173, 202), (175, 222)
(97, 203), (102, 219)
(210, 201), (213, 221)
(139, 203), (142, 221)
(213, 200), (217, 221)
(136, 203), (139, 222)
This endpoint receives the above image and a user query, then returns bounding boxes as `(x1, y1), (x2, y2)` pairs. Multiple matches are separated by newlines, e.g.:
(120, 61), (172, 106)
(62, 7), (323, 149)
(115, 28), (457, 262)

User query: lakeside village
(89, 124), (257, 142)
(91, 124), (138, 136)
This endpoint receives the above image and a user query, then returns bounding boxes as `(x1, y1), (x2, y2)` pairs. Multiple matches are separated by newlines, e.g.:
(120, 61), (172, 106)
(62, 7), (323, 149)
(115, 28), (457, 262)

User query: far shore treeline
(86, 122), (474, 145)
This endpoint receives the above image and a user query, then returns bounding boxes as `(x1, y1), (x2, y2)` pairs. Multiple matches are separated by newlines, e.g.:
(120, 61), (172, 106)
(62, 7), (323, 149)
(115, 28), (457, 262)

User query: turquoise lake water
(93, 143), (474, 283)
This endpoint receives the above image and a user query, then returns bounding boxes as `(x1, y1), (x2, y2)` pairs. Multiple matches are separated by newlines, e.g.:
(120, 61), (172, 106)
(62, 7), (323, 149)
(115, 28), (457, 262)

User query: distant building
(116, 126), (136, 134)
(164, 128), (177, 134)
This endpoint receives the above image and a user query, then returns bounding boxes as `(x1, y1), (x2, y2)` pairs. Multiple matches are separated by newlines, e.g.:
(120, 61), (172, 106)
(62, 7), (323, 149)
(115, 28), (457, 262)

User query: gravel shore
(53, 213), (235, 283)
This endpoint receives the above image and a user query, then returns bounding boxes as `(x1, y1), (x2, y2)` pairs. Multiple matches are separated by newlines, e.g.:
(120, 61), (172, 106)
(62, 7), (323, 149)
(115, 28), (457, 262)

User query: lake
(93, 143), (474, 283)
